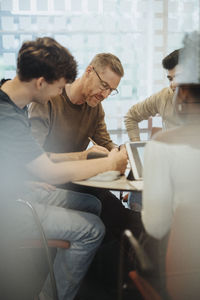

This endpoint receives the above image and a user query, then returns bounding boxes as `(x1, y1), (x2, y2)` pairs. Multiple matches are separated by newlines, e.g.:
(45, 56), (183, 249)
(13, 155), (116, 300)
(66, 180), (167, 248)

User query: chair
(20, 239), (70, 250)
(150, 127), (162, 139)
(124, 203), (200, 300)
(11, 239), (70, 300)
(1, 200), (70, 300)
(120, 231), (165, 300)
(118, 230), (156, 300)
(129, 271), (162, 300)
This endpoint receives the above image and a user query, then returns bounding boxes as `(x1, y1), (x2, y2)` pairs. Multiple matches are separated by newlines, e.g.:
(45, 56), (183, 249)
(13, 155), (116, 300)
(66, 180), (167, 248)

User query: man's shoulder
(0, 90), (20, 117)
(50, 93), (64, 103)
(135, 87), (173, 106)
(153, 127), (183, 145)
(151, 87), (173, 100)
(28, 99), (52, 117)
(0, 100), (29, 131)
(97, 102), (104, 111)
(0, 89), (10, 107)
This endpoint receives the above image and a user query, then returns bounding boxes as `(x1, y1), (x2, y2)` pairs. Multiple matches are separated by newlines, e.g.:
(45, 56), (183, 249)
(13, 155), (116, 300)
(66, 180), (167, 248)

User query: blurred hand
(26, 181), (56, 192)
(108, 148), (128, 174)
(86, 145), (109, 155)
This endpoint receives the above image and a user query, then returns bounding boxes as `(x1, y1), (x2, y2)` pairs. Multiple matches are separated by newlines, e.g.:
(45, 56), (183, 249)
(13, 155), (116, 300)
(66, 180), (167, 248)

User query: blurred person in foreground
(140, 31), (200, 298)
(0, 37), (128, 300)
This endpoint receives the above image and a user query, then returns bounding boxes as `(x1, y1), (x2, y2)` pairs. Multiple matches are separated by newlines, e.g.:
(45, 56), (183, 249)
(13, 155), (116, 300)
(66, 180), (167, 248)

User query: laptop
(125, 141), (147, 190)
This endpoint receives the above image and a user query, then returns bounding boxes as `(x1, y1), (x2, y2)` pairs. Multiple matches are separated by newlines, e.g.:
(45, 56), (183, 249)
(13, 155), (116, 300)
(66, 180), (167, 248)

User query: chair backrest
(147, 117), (162, 140)
(2, 239), (70, 300)
(150, 127), (162, 139)
(166, 203), (200, 300)
(129, 271), (162, 300)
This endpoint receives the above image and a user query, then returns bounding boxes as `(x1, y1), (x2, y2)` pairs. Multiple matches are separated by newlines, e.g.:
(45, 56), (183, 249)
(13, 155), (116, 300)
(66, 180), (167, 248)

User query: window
(0, 0), (199, 143)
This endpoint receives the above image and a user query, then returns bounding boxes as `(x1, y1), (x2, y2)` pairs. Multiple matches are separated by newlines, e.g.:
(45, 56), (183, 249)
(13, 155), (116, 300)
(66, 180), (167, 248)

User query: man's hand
(85, 145), (109, 156)
(108, 148), (128, 174)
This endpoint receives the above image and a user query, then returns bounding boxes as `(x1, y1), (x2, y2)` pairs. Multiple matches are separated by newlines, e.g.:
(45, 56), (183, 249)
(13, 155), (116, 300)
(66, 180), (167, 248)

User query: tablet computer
(125, 141), (147, 181)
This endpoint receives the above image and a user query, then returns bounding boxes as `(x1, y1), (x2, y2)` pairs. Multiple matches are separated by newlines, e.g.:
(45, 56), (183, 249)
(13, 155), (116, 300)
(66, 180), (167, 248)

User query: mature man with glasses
(29, 53), (121, 154)
(29, 53), (143, 297)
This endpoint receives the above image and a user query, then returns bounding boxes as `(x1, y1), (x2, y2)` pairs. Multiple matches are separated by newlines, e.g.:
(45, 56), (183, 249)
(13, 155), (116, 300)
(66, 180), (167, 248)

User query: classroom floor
(74, 239), (143, 300)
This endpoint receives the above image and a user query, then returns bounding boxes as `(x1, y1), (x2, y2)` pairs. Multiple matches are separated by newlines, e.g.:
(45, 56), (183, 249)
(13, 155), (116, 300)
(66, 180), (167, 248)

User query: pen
(88, 137), (97, 146)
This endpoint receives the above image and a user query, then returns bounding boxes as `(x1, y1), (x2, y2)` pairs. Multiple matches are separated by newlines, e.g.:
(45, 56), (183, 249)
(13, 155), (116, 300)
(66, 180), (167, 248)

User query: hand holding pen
(89, 136), (125, 152)
(87, 137), (109, 155)
(88, 137), (98, 146)
(88, 137), (127, 172)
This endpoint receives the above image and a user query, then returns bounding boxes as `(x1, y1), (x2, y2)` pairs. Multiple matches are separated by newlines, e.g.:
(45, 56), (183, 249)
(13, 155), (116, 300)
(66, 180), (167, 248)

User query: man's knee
(87, 214), (105, 244)
(83, 193), (102, 216)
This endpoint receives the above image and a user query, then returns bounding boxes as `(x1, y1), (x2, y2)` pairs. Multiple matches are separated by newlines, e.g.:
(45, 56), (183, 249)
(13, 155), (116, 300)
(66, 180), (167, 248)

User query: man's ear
(35, 77), (47, 90)
(85, 65), (93, 77)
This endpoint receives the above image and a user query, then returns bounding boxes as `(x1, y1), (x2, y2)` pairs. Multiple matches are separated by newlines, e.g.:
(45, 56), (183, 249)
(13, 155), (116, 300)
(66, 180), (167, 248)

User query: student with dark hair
(124, 49), (181, 213)
(0, 36), (128, 300)
(124, 49), (181, 142)
(17, 37), (77, 83)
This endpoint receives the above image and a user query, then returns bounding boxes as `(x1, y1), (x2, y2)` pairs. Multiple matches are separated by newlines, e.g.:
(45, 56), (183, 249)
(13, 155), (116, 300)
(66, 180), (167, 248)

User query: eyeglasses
(93, 67), (119, 96)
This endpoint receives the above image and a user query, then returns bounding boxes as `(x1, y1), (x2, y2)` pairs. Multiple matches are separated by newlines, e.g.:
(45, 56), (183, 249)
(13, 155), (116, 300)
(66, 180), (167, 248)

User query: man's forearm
(124, 110), (141, 141)
(27, 150), (128, 185)
(48, 151), (87, 162)
(48, 144), (111, 162)
(124, 117), (140, 141)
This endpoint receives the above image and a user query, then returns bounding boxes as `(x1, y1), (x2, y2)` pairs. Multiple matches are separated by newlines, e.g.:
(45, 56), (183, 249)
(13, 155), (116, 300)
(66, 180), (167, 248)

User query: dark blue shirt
(0, 89), (44, 201)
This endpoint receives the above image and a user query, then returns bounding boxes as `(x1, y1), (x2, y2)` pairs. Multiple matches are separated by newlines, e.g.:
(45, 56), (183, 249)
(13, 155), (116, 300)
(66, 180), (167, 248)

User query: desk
(74, 175), (143, 192)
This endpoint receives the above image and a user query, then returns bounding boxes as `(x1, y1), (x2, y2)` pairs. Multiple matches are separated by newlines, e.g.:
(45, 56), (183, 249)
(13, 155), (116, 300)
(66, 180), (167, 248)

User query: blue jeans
(19, 188), (105, 300)
(127, 191), (142, 212)
(24, 187), (102, 216)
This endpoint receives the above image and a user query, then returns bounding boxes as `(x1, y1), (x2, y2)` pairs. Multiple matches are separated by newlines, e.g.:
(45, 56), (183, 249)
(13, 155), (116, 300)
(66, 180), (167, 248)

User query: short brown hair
(89, 53), (124, 77)
(17, 37), (77, 83)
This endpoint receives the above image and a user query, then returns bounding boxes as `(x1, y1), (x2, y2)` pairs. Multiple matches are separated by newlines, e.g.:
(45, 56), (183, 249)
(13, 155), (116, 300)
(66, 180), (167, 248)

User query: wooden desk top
(73, 175), (143, 192)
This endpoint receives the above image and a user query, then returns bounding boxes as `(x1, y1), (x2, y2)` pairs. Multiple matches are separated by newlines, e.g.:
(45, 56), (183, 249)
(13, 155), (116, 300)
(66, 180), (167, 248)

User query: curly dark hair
(17, 37), (77, 83)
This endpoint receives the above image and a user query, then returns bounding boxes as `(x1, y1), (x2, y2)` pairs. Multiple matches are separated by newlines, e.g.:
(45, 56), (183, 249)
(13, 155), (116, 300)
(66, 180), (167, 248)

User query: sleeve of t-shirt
(124, 88), (169, 141)
(1, 115), (44, 165)
(93, 104), (117, 151)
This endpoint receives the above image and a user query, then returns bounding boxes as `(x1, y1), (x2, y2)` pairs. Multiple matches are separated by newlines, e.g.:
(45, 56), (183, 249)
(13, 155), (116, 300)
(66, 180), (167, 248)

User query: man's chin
(86, 99), (99, 107)
(86, 96), (102, 107)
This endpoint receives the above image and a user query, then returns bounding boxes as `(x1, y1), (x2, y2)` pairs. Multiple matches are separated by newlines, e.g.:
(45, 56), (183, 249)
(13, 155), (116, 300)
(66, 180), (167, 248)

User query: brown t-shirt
(28, 88), (115, 153)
